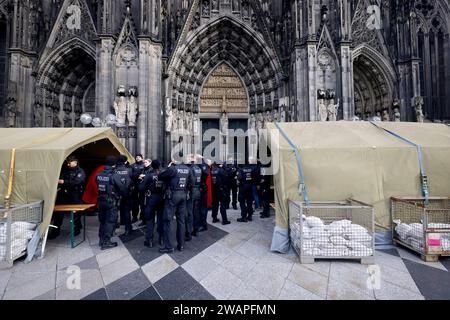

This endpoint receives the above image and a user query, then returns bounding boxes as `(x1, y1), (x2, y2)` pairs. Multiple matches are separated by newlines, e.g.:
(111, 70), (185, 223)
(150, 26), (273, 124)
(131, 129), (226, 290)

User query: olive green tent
(265, 122), (450, 253)
(0, 128), (133, 236)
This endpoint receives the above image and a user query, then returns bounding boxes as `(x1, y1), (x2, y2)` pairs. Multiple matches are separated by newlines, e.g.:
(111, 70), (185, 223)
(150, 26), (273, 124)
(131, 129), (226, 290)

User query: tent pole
(4, 148), (16, 209)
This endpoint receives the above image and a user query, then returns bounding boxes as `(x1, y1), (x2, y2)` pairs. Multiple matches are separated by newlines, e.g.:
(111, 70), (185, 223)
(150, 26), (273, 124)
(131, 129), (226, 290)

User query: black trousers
(188, 188), (202, 232)
(261, 186), (271, 216)
(120, 197), (133, 231)
(238, 184), (254, 219)
(212, 187), (229, 222)
(229, 183), (238, 208)
(200, 188), (208, 229)
(144, 194), (164, 241)
(132, 189), (145, 221)
(98, 198), (118, 244)
(162, 191), (187, 250)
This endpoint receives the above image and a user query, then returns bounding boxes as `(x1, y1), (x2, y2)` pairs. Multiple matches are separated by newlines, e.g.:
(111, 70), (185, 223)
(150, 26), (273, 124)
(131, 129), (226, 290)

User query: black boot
(222, 220), (231, 225)
(212, 218), (220, 223)
(158, 235), (164, 246)
(185, 233), (192, 242)
(101, 241), (118, 251)
(237, 218), (248, 223)
(144, 239), (153, 248)
(192, 230), (198, 237)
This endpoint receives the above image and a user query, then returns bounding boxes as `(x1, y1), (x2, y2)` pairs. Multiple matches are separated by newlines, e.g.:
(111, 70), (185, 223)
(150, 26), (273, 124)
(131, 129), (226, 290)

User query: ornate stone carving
(318, 99), (328, 122)
(114, 85), (128, 126)
(413, 96), (425, 123)
(394, 107), (401, 122)
(220, 112), (229, 135)
(127, 86), (138, 126)
(327, 99), (340, 122)
(165, 104), (173, 133)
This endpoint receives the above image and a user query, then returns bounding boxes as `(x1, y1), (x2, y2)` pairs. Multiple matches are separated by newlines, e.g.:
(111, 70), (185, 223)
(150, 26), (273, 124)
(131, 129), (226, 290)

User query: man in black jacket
(139, 160), (165, 248)
(50, 156), (86, 239)
(115, 155), (134, 236)
(211, 162), (232, 226)
(96, 156), (126, 250)
(158, 160), (195, 253)
(237, 158), (260, 223)
(131, 154), (145, 224)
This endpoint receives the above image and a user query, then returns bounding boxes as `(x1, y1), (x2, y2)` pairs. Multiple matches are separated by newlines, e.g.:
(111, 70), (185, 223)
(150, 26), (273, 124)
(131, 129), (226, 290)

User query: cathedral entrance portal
(199, 62), (250, 163)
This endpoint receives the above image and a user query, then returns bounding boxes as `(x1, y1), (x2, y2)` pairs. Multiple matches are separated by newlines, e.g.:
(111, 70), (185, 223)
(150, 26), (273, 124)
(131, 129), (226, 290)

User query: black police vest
(172, 165), (190, 191)
(115, 166), (132, 189)
(239, 167), (253, 184)
(192, 166), (202, 188)
(211, 168), (220, 186)
(149, 173), (165, 194)
(97, 170), (117, 199)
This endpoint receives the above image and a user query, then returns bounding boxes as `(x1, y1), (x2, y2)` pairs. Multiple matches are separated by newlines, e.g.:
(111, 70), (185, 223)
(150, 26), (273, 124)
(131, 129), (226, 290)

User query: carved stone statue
(212, 0), (218, 11)
(413, 97), (424, 123)
(317, 89), (327, 100)
(249, 114), (257, 130)
(318, 100), (328, 122)
(165, 105), (173, 132)
(220, 112), (228, 135)
(382, 109), (390, 122)
(172, 108), (179, 131)
(394, 107), (401, 122)
(127, 86), (138, 126)
(193, 113), (199, 135)
(114, 85), (128, 126)
(5, 97), (17, 128)
(257, 112), (264, 130)
(327, 99), (339, 121)
(280, 106), (287, 122)
(186, 111), (193, 132)
(273, 109), (280, 122)
(178, 110), (185, 131)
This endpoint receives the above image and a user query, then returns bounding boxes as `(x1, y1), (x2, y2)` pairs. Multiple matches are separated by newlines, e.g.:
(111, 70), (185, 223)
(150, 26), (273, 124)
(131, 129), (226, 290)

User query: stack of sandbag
(394, 220), (450, 252)
(0, 222), (37, 260)
(293, 216), (373, 257)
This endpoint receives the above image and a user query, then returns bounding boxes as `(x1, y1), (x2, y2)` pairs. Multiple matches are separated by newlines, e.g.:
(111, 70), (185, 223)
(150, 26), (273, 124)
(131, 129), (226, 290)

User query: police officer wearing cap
(96, 156), (126, 250)
(131, 154), (145, 224)
(158, 160), (195, 253)
(211, 162), (232, 226)
(198, 157), (210, 232)
(50, 156), (86, 239)
(139, 160), (165, 248)
(186, 155), (208, 239)
(237, 157), (260, 222)
(115, 155), (134, 236)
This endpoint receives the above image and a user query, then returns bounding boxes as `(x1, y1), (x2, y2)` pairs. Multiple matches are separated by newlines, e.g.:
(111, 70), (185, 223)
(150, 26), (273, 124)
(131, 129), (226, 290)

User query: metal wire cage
(391, 197), (450, 261)
(0, 201), (43, 268)
(289, 199), (375, 265)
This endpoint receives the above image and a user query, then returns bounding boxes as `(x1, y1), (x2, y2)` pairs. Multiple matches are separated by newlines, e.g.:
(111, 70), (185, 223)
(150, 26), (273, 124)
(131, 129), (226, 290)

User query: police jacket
(259, 166), (271, 190)
(114, 164), (133, 196)
(158, 163), (194, 192)
(61, 166), (86, 194)
(96, 166), (125, 201)
(200, 161), (209, 188)
(224, 163), (238, 186)
(189, 163), (208, 189)
(211, 165), (228, 190)
(139, 171), (165, 196)
(237, 164), (259, 185)
(131, 161), (145, 182)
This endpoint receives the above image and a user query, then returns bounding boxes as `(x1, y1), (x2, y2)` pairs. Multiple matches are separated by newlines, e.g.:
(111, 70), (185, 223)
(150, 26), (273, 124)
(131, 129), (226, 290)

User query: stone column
(139, 37), (163, 159)
(293, 47), (308, 121)
(307, 44), (317, 121)
(340, 44), (352, 120)
(96, 37), (114, 120)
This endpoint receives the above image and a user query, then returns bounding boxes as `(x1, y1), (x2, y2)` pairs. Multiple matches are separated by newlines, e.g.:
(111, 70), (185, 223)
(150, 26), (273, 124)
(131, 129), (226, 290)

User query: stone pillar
(340, 44), (352, 120)
(293, 47), (308, 121)
(139, 37), (163, 159)
(8, 51), (35, 127)
(307, 44), (317, 121)
(96, 37), (114, 120)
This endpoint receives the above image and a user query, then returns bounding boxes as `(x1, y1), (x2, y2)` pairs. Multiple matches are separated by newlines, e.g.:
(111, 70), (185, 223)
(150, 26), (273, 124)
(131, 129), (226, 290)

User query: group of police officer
(52, 153), (272, 252)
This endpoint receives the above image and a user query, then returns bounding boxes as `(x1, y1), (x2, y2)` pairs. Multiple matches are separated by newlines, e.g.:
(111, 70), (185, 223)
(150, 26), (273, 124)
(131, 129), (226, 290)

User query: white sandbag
(303, 248), (322, 256)
(313, 236), (331, 246)
(328, 226), (346, 236)
(302, 240), (314, 250)
(320, 247), (349, 257)
(11, 222), (37, 231)
(395, 223), (412, 240)
(302, 226), (312, 239)
(330, 220), (352, 229)
(310, 227), (327, 238)
(347, 241), (369, 251)
(442, 239), (450, 251)
(407, 223), (424, 239)
(348, 248), (373, 257)
(305, 216), (324, 229)
(347, 231), (372, 242)
(330, 235), (348, 246)
(409, 238), (424, 252)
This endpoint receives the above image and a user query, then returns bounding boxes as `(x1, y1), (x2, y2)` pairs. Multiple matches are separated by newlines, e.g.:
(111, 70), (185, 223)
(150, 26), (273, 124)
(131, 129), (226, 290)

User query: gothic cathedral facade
(0, 0), (449, 160)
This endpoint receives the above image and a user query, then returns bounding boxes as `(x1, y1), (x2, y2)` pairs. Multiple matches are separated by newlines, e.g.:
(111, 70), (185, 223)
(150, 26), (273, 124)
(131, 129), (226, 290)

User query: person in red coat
(82, 165), (106, 208)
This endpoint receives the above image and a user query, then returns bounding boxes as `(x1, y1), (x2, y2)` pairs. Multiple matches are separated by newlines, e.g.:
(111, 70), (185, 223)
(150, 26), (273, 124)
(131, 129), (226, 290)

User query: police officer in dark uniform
(259, 163), (272, 219)
(158, 160), (195, 253)
(131, 154), (145, 223)
(50, 156), (86, 239)
(237, 158), (260, 222)
(96, 156), (126, 250)
(114, 155), (134, 236)
(187, 155), (208, 238)
(211, 162), (232, 225)
(224, 160), (238, 210)
(139, 160), (165, 248)
(198, 157), (210, 232)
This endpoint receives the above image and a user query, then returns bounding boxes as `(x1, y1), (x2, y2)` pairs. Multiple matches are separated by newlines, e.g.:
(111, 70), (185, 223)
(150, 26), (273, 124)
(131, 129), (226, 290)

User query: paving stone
(181, 283), (216, 300)
(154, 267), (199, 300)
(380, 264), (422, 294)
(396, 247), (448, 271)
(106, 269), (151, 300)
(142, 254), (179, 284)
(288, 264), (328, 299)
(100, 255), (139, 286)
(200, 265), (243, 300)
(0, 269), (12, 299)
(182, 253), (220, 282)
(374, 280), (425, 300)
(244, 267), (286, 300)
(278, 279), (324, 300)
(327, 278), (375, 300)
(57, 243), (95, 270)
(220, 252), (257, 280)
(33, 289), (56, 300)
(132, 286), (162, 300)
(96, 245), (130, 268)
(56, 269), (104, 300)
(256, 253), (294, 279)
(82, 288), (108, 300)
(236, 242), (269, 262)
(202, 242), (233, 264)
(12, 246), (58, 274)
(329, 262), (375, 298)
(3, 271), (56, 300)
(228, 283), (270, 300)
